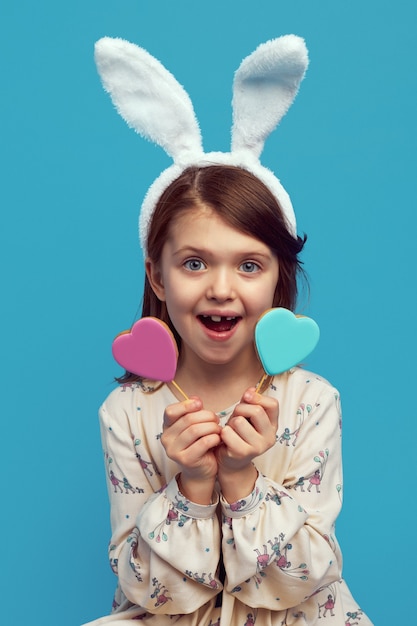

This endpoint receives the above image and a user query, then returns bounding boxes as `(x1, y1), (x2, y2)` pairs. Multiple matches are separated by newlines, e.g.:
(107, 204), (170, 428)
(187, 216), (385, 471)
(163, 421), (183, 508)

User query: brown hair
(119, 165), (307, 383)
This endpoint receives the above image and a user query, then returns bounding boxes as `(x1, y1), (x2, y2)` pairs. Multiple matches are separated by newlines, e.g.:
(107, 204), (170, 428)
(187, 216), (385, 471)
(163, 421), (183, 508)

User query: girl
(85, 37), (373, 625)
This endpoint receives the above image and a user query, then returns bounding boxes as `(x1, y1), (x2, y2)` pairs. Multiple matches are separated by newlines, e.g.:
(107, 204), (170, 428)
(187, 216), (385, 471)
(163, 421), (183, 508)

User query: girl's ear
(145, 258), (166, 301)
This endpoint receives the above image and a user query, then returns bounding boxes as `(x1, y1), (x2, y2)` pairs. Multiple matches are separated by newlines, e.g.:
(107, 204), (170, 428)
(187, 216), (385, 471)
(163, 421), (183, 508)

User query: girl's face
(146, 205), (279, 372)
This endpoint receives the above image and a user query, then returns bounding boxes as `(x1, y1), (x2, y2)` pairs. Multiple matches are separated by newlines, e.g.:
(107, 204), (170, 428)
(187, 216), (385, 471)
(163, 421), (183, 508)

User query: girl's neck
(172, 352), (264, 414)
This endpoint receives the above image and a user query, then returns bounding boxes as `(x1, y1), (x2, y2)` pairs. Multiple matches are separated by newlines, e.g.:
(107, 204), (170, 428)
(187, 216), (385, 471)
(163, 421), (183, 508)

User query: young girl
(85, 36), (373, 626)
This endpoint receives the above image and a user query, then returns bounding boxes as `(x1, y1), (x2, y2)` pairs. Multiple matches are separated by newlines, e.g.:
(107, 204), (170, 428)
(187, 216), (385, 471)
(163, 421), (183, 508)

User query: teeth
(202, 315), (236, 322)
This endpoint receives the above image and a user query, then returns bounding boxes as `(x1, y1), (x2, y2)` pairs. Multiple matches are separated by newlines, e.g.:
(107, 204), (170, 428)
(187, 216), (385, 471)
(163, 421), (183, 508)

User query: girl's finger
(240, 388), (279, 428)
(163, 397), (202, 428)
(221, 418), (258, 450)
(166, 420), (222, 451)
(179, 432), (223, 465)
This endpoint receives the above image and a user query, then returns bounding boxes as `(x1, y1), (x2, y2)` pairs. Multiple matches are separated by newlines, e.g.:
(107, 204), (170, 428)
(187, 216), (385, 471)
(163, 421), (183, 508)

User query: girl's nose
(206, 268), (235, 302)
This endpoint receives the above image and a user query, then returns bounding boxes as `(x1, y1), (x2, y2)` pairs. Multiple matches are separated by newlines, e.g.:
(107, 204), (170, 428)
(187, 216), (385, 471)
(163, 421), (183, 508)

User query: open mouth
(198, 314), (241, 332)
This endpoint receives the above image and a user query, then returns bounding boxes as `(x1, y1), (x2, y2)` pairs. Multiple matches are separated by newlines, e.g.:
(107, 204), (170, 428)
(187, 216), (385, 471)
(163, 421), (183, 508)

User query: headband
(94, 35), (309, 254)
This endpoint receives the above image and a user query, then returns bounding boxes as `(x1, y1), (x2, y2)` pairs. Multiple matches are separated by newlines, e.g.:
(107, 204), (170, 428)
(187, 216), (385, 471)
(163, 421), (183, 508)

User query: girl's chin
(185, 341), (257, 370)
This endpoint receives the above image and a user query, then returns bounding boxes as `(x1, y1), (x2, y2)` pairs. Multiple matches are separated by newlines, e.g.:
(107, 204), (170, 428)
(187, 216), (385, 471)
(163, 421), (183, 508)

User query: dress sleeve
(99, 389), (222, 615)
(220, 384), (344, 610)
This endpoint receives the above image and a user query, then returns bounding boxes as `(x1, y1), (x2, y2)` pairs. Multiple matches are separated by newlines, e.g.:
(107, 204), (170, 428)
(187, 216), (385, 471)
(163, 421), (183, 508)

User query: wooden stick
(255, 372), (268, 394)
(171, 379), (189, 401)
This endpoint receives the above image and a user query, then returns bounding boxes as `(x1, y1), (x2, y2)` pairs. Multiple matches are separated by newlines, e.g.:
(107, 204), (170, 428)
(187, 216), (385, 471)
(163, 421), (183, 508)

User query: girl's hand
(216, 388), (279, 502)
(161, 397), (222, 504)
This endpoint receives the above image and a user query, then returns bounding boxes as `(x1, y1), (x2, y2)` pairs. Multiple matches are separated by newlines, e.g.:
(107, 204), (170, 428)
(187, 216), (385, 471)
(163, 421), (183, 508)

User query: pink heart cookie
(255, 308), (320, 375)
(112, 317), (178, 382)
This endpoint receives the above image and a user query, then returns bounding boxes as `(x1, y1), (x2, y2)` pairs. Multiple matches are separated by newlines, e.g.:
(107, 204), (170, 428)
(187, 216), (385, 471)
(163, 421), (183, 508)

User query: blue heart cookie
(255, 308), (320, 375)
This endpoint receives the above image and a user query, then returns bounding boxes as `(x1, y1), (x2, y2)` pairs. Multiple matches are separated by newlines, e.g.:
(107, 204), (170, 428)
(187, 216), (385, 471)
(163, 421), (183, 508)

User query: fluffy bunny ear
(94, 37), (203, 162)
(232, 35), (308, 158)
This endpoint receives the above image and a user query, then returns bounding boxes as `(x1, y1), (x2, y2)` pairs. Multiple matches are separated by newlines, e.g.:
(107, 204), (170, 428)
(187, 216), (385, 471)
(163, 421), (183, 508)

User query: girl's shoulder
(100, 379), (172, 416)
(270, 367), (340, 401)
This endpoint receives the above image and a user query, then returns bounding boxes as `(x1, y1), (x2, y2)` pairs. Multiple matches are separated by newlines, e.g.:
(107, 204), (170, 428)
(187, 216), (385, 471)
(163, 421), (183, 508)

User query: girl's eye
(184, 259), (206, 271)
(240, 261), (261, 273)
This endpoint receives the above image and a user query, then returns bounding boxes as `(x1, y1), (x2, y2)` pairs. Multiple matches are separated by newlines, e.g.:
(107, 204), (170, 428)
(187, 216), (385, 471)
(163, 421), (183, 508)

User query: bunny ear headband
(94, 35), (309, 254)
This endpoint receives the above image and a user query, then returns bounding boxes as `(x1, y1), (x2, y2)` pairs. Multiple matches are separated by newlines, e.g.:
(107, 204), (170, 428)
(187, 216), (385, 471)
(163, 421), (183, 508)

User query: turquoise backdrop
(1, 2), (415, 624)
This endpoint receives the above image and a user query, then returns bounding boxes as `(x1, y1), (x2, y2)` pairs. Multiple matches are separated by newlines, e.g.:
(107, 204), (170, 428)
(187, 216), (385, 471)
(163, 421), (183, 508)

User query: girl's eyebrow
(172, 245), (205, 256)
(172, 245), (274, 261)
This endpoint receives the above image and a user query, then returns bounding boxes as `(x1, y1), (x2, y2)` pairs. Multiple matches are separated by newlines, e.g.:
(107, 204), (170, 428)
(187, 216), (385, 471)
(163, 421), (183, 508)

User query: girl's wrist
(177, 472), (216, 505)
(217, 462), (258, 504)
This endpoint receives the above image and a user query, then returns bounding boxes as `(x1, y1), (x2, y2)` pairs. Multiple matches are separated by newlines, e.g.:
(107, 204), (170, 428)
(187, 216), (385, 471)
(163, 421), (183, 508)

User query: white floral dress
(82, 368), (373, 626)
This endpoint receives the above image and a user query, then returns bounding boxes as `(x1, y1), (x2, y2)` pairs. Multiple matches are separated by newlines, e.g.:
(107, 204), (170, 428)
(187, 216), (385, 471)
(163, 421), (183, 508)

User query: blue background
(1, 1), (415, 624)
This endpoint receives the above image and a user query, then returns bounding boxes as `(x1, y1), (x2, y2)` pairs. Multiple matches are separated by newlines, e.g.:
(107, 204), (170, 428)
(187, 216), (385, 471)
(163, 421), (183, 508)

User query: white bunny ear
(94, 37), (203, 162)
(232, 35), (308, 158)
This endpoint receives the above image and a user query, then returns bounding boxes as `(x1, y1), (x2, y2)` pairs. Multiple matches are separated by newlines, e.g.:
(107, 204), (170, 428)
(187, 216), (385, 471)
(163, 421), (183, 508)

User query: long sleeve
(99, 385), (222, 616)
(220, 374), (343, 610)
